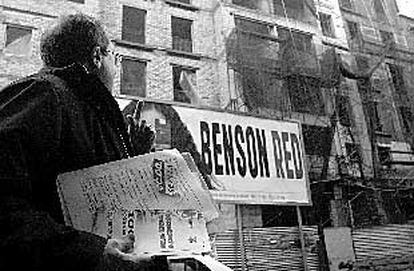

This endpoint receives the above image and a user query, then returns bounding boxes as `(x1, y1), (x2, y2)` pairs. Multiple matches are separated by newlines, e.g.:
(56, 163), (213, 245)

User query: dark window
(286, 75), (325, 115)
(319, 12), (335, 37)
(120, 59), (146, 97)
(399, 106), (413, 134)
(232, 17), (278, 66)
(278, 28), (317, 73)
(273, 0), (305, 20)
(372, 102), (383, 132)
(339, 0), (352, 9)
(240, 69), (282, 111)
(4, 24), (32, 55)
(371, 77), (383, 93)
(379, 30), (394, 45)
(345, 143), (362, 163)
(356, 55), (369, 73)
(174, 0), (191, 4)
(173, 66), (197, 104)
(68, 0), (84, 3)
(378, 146), (391, 165)
(278, 28), (313, 52)
(388, 64), (406, 95)
(122, 6), (146, 44)
(235, 17), (272, 35)
(337, 95), (352, 127)
(232, 0), (259, 10)
(171, 17), (192, 53)
(346, 20), (360, 40)
(302, 125), (330, 156)
(232, 0), (272, 12)
(373, 0), (387, 22)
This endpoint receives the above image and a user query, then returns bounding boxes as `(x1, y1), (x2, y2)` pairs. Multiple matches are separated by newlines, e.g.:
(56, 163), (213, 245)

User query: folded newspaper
(57, 149), (218, 254)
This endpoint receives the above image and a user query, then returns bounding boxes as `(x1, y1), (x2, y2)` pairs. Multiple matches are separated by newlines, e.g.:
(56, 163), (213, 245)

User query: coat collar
(40, 64), (129, 137)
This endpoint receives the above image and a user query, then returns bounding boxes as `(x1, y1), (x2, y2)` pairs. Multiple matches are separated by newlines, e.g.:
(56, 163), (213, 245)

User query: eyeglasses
(105, 49), (122, 66)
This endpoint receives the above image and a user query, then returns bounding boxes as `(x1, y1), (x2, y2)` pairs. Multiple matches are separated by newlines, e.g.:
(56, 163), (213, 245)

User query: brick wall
(0, 0), (102, 88)
(0, 0), (223, 108)
(98, 0), (223, 107)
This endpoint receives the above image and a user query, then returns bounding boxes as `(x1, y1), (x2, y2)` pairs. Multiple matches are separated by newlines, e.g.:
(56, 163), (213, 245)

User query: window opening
(120, 59), (146, 97)
(4, 24), (32, 56)
(373, 0), (387, 22)
(339, 0), (352, 9)
(173, 66), (197, 104)
(171, 17), (192, 52)
(388, 63), (406, 95)
(122, 6), (146, 44)
(319, 12), (335, 38)
(399, 106), (413, 134)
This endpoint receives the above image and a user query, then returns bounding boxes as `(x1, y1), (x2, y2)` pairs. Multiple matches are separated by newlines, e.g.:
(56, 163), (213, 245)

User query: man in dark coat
(0, 13), (163, 270)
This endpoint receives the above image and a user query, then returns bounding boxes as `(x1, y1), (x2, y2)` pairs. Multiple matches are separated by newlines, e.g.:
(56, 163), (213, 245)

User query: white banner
(172, 106), (311, 205)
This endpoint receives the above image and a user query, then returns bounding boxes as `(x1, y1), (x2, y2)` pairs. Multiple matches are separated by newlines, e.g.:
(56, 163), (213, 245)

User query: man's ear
(92, 46), (103, 70)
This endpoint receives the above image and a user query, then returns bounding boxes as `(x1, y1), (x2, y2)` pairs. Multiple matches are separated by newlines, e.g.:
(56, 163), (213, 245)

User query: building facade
(337, 0), (414, 225)
(0, 0), (378, 226)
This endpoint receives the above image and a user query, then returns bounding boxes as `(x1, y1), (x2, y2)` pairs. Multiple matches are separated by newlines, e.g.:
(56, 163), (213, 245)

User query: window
(379, 30), (394, 45)
(302, 125), (330, 156)
(278, 28), (317, 72)
(339, 0), (352, 9)
(345, 143), (362, 163)
(174, 0), (191, 4)
(235, 17), (272, 35)
(68, 0), (84, 3)
(122, 6), (146, 44)
(240, 69), (282, 111)
(373, 0), (387, 22)
(319, 12), (335, 38)
(356, 56), (369, 73)
(273, 0), (305, 19)
(388, 64), (406, 95)
(4, 24), (32, 56)
(173, 66), (197, 104)
(233, 0), (271, 12)
(286, 75), (324, 115)
(378, 146), (391, 165)
(346, 20), (360, 40)
(171, 17), (192, 53)
(372, 102), (383, 132)
(278, 28), (313, 52)
(337, 95), (352, 127)
(120, 59), (146, 97)
(233, 17), (278, 64)
(399, 106), (413, 134)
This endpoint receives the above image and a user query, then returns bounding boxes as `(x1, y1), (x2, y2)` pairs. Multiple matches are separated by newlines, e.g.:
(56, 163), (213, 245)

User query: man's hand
(126, 101), (156, 155)
(104, 234), (153, 263)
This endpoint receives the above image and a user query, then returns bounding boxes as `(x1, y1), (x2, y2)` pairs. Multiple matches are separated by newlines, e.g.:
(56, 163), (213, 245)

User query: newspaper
(57, 149), (217, 253)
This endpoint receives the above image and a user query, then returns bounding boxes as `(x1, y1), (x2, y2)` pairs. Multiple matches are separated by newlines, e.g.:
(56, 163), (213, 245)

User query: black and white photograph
(1, 0), (414, 270)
